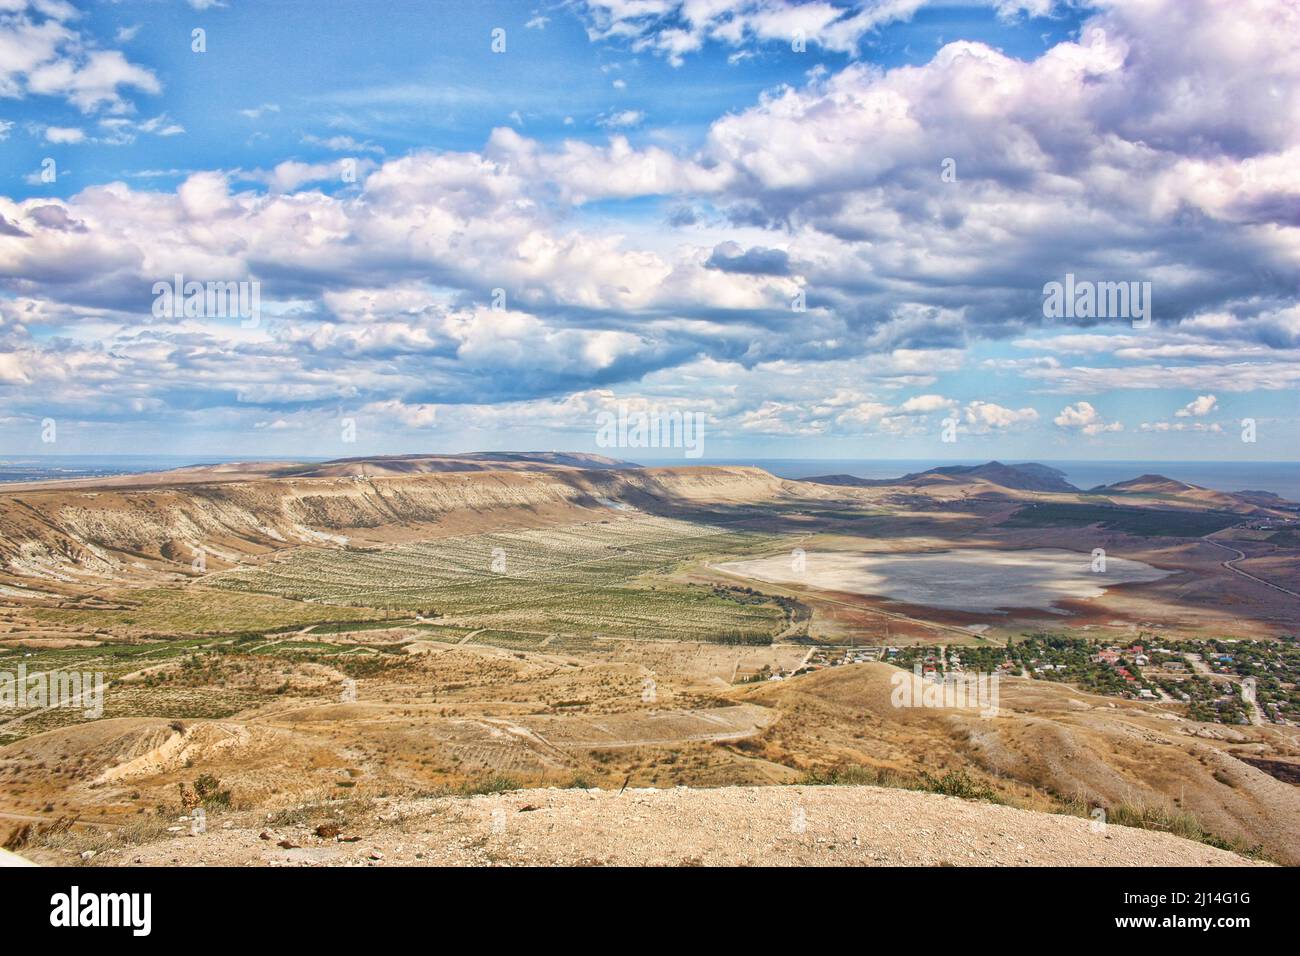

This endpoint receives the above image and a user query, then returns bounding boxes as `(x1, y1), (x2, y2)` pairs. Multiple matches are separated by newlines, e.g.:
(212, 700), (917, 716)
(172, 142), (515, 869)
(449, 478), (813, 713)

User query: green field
(27, 587), (386, 635)
(1002, 503), (1241, 537)
(210, 515), (787, 640)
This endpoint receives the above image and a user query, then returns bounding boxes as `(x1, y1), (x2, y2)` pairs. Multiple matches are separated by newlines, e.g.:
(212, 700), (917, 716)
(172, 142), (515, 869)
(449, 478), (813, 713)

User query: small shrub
(460, 774), (519, 796)
(193, 773), (232, 808)
(918, 770), (1000, 802)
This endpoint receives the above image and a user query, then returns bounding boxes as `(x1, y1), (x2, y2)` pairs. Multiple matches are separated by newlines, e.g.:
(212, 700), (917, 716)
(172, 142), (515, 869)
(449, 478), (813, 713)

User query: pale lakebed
(715, 548), (1174, 614)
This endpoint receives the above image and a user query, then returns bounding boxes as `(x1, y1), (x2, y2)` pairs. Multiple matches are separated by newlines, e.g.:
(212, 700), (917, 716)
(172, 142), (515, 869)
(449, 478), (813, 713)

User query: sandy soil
(44, 785), (1267, 867)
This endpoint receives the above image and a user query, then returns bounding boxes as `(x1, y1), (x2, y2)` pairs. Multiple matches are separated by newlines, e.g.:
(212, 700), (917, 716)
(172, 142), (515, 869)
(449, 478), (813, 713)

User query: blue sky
(1, 0), (1297, 462)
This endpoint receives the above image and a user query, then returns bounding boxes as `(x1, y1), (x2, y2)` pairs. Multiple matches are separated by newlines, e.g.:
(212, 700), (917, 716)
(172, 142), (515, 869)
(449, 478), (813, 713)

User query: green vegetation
(1058, 797), (1267, 859)
(1150, 639), (1300, 724)
(892, 634), (1156, 698)
(712, 584), (810, 635)
(467, 630), (550, 651)
(27, 586), (384, 634)
(0, 633), (400, 743)
(890, 633), (1299, 725)
(458, 773), (521, 796)
(410, 623), (474, 639)
(308, 618), (416, 635)
(918, 770), (1001, 801)
(190, 773), (232, 809)
(1002, 503), (1241, 536)
(334, 653), (407, 679)
(798, 765), (1001, 803)
(213, 516), (786, 641)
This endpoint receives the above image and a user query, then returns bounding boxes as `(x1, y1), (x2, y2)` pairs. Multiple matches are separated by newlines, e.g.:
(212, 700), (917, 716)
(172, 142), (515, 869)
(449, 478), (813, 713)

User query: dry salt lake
(717, 548), (1173, 614)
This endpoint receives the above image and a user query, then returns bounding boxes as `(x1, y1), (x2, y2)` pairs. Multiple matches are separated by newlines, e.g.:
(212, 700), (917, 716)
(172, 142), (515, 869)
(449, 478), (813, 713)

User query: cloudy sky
(1, 0), (1297, 462)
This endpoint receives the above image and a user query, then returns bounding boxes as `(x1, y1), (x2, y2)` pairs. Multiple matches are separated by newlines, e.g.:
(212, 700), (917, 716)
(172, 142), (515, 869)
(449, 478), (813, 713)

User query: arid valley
(2, 454), (1297, 867)
(3, 0), (1298, 935)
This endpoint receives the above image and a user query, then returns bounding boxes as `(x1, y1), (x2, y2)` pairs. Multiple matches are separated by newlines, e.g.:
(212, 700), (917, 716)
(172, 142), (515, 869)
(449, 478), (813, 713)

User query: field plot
(465, 630), (551, 651)
(212, 515), (787, 641)
(0, 638), (267, 743)
(22, 586), (385, 636)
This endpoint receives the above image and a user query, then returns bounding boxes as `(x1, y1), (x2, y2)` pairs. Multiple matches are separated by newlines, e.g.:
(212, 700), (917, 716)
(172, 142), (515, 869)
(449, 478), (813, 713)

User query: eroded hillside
(0, 466), (795, 583)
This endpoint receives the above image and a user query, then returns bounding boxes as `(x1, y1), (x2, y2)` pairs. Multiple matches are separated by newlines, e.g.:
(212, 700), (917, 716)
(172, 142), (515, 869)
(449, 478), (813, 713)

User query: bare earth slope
(4, 652), (1294, 863)
(737, 664), (1300, 864)
(0, 465), (793, 581)
(57, 786), (1264, 867)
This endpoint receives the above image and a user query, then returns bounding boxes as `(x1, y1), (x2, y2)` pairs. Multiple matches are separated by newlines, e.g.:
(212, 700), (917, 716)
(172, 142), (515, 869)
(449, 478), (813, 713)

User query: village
(755, 635), (1299, 727)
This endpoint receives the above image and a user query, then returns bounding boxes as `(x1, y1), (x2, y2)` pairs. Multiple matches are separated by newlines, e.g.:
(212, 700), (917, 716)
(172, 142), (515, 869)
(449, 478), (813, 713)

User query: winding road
(1203, 538), (1300, 599)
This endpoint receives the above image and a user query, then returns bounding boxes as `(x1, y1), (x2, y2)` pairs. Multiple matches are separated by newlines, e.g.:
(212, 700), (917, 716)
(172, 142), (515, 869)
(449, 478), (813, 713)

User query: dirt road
(1203, 538), (1300, 599)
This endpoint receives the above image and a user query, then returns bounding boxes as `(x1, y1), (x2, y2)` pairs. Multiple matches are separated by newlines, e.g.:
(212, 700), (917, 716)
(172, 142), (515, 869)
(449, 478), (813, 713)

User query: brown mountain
(804, 461), (1077, 493)
(276, 451), (640, 478)
(1097, 474), (1295, 513)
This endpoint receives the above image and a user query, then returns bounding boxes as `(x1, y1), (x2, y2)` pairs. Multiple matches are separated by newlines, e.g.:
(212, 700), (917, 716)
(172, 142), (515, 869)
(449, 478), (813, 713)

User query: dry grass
(5, 813), (183, 859)
(1055, 797), (1271, 860)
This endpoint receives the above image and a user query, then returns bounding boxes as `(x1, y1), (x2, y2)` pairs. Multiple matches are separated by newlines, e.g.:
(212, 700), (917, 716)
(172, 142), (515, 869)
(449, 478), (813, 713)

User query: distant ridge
(277, 451), (641, 477)
(0, 451), (643, 493)
(452, 451), (640, 469)
(801, 462), (1296, 509)
(803, 461), (1078, 493)
(1089, 473), (1300, 513)
(1094, 473), (1202, 494)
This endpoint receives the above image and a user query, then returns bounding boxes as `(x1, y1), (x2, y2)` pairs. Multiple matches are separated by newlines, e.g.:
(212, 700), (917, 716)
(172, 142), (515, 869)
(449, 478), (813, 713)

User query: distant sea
(0, 455), (319, 484)
(4, 455), (1299, 503)
(689, 459), (1300, 502)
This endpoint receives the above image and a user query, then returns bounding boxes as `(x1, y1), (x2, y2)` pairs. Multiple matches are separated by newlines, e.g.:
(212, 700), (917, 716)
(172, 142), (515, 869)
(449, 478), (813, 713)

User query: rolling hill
(803, 461), (1078, 493)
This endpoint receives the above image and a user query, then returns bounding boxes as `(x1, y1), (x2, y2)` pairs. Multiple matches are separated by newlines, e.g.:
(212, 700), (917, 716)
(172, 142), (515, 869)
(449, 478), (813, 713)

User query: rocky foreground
(47, 785), (1267, 867)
